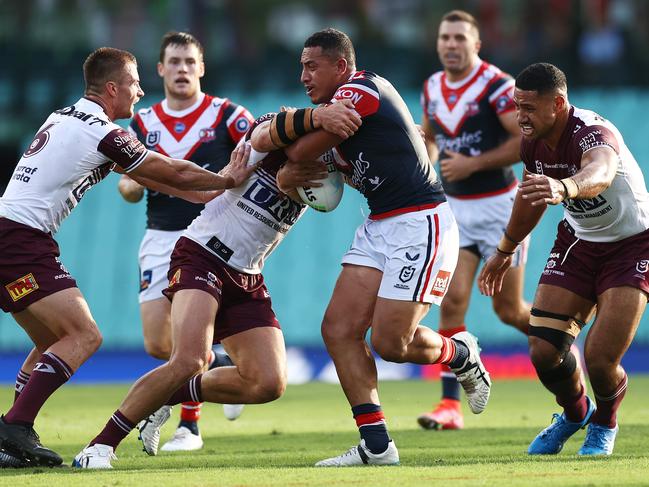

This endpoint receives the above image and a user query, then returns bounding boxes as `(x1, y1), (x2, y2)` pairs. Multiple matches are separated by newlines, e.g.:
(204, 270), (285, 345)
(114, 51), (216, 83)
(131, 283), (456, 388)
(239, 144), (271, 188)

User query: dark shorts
(0, 217), (77, 313)
(163, 237), (280, 342)
(539, 220), (649, 301)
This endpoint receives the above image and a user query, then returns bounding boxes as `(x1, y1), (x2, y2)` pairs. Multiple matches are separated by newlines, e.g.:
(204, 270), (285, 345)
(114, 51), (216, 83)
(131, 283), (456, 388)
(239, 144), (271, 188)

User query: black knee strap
(528, 325), (575, 355)
(535, 350), (577, 385)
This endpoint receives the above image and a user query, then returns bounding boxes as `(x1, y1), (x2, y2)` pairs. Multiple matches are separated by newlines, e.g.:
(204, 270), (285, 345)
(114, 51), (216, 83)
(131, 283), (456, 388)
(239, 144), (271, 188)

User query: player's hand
(277, 159), (328, 193)
(118, 175), (145, 203)
(219, 143), (257, 188)
(520, 172), (563, 206)
(440, 150), (476, 182)
(314, 100), (362, 139)
(477, 252), (513, 296)
(280, 106), (298, 112)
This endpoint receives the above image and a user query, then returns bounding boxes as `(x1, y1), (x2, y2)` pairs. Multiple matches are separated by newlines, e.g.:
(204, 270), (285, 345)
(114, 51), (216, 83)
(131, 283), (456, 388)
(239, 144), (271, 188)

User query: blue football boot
(528, 396), (595, 454)
(578, 423), (618, 456)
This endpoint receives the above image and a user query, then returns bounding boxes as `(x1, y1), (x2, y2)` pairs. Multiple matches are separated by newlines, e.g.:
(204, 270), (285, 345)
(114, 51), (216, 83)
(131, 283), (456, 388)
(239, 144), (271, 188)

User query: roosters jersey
(522, 106), (649, 242)
(422, 60), (517, 198)
(183, 114), (308, 274)
(329, 70), (445, 218)
(0, 97), (148, 234)
(130, 93), (253, 230)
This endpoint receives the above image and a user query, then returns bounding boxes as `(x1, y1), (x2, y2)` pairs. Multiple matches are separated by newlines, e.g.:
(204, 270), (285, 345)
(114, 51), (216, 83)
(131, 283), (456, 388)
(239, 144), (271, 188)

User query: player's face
(158, 43), (205, 100)
(437, 20), (481, 77)
(114, 63), (144, 120)
(513, 88), (559, 139)
(300, 47), (343, 104)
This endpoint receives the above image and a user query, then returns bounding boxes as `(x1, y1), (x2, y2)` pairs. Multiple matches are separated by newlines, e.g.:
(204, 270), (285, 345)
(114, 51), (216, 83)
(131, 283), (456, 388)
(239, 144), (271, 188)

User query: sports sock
(179, 402), (202, 435)
(352, 403), (390, 454)
(437, 326), (465, 401)
(14, 370), (30, 403)
(557, 383), (589, 423)
(4, 352), (72, 426)
(89, 410), (135, 450)
(591, 373), (628, 428)
(166, 374), (203, 405)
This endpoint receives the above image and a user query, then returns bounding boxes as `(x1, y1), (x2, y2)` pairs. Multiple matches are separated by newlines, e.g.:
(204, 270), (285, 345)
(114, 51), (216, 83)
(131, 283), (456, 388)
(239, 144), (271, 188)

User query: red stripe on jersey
(153, 95), (213, 143)
(369, 202), (442, 220)
(441, 62), (488, 112)
(354, 411), (385, 427)
(419, 213), (440, 302)
(182, 100), (229, 161)
(333, 84), (379, 118)
(450, 179), (517, 200)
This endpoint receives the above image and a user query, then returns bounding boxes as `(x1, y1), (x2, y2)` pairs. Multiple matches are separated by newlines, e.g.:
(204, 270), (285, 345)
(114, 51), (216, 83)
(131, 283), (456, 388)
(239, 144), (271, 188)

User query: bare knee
(76, 322), (103, 356)
(371, 334), (408, 363)
(245, 369), (287, 403)
(493, 300), (524, 328)
(583, 345), (616, 379)
(144, 338), (171, 360)
(321, 313), (363, 348)
(168, 353), (209, 382)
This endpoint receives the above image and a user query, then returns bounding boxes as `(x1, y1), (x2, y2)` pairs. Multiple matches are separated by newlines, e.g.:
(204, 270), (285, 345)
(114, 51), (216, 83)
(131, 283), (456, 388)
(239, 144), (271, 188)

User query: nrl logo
(636, 260), (649, 274)
(146, 131), (160, 147)
(399, 265), (415, 283)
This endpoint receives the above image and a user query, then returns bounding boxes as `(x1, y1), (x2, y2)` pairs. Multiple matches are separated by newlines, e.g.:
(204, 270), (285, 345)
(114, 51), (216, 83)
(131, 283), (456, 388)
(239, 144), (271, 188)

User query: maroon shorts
(539, 220), (649, 301)
(0, 217), (77, 313)
(163, 237), (280, 342)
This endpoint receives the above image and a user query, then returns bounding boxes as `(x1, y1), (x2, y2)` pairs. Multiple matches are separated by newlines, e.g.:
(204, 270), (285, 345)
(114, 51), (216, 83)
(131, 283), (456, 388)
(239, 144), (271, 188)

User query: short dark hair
(515, 63), (568, 94)
(304, 28), (356, 69)
(83, 47), (137, 94)
(159, 31), (204, 63)
(441, 10), (480, 33)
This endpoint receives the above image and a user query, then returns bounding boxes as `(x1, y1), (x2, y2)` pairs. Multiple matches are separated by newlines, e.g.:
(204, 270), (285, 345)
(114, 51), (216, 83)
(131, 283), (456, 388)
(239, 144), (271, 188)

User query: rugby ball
(297, 153), (344, 212)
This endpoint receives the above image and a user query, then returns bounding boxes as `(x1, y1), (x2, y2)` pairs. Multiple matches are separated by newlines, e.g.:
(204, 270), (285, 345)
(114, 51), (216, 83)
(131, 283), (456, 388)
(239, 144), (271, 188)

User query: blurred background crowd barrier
(1, 0), (648, 355)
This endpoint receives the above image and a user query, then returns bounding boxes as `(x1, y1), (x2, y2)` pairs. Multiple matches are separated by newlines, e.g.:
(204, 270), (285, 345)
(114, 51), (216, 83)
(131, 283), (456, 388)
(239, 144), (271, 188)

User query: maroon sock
(4, 352), (72, 425)
(557, 384), (589, 423)
(591, 373), (628, 428)
(89, 410), (135, 450)
(166, 374), (203, 405)
(14, 370), (31, 403)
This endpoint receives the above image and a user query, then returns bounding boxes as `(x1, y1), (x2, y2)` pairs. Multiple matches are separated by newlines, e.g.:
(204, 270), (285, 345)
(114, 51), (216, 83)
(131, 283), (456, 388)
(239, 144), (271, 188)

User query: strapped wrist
(560, 177), (579, 199)
(269, 108), (315, 148)
(498, 234), (518, 254)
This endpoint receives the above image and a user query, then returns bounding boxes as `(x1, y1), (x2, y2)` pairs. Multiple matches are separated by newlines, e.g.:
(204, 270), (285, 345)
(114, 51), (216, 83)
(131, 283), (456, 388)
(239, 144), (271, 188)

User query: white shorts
(447, 186), (529, 267)
(341, 202), (459, 305)
(138, 229), (184, 304)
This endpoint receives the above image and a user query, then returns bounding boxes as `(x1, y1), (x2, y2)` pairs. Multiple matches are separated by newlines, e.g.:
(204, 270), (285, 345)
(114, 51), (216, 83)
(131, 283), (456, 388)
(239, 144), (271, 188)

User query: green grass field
(1, 378), (648, 486)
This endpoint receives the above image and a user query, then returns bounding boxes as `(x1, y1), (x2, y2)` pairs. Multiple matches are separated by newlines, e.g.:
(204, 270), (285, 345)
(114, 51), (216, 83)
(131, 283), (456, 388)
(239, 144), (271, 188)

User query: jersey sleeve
(97, 127), (149, 173)
(487, 77), (515, 115)
(332, 77), (380, 118)
(572, 125), (620, 157)
(225, 103), (254, 144)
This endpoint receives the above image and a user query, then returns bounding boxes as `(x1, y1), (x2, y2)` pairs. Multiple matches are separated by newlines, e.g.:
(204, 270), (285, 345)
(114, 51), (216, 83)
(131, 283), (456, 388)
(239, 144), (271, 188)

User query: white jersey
(0, 97), (149, 233)
(184, 146), (308, 274)
(522, 105), (649, 242)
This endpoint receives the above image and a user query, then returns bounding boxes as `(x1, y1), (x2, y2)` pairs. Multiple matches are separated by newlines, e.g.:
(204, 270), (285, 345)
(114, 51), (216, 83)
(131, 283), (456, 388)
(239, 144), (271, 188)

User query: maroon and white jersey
(130, 93), (253, 230)
(422, 60), (517, 198)
(0, 97), (148, 234)
(184, 115), (308, 273)
(522, 106), (649, 242)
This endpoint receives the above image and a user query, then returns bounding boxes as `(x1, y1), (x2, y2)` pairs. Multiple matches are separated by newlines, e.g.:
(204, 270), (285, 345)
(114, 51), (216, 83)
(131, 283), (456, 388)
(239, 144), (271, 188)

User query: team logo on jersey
(174, 122), (186, 133)
(465, 101), (480, 116)
(399, 266), (415, 283)
(140, 269), (152, 292)
(169, 269), (181, 288)
(235, 117), (250, 134)
(636, 260), (649, 274)
(146, 131), (161, 147)
(199, 128), (216, 142)
(447, 92), (458, 104)
(495, 95), (510, 111)
(5, 273), (39, 302)
(405, 252), (420, 261)
(431, 270), (451, 297)
(535, 160), (544, 174)
(546, 260), (556, 269)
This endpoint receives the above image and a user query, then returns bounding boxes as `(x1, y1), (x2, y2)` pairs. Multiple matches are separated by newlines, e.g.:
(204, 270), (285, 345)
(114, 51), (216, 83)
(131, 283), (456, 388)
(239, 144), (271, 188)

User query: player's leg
(419, 248), (479, 430)
(0, 288), (102, 466)
(492, 264), (530, 335)
(527, 284), (596, 454)
(140, 298), (172, 360)
(578, 286), (645, 455)
(317, 264), (400, 466)
(75, 288), (216, 467)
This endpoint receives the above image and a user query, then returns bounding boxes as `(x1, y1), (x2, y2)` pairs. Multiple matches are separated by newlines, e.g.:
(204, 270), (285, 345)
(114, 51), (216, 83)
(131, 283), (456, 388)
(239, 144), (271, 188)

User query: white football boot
(160, 426), (204, 452)
(137, 405), (172, 456)
(223, 404), (244, 421)
(315, 440), (399, 467)
(450, 331), (491, 414)
(72, 444), (116, 469)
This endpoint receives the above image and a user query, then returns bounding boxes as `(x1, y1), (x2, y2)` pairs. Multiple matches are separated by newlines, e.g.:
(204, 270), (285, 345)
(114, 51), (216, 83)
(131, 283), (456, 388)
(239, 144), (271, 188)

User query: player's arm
(421, 115), (439, 163)
(130, 143), (254, 192)
(126, 172), (223, 204)
(519, 146), (618, 206)
(251, 101), (360, 153)
(118, 174), (145, 203)
(478, 167), (546, 296)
